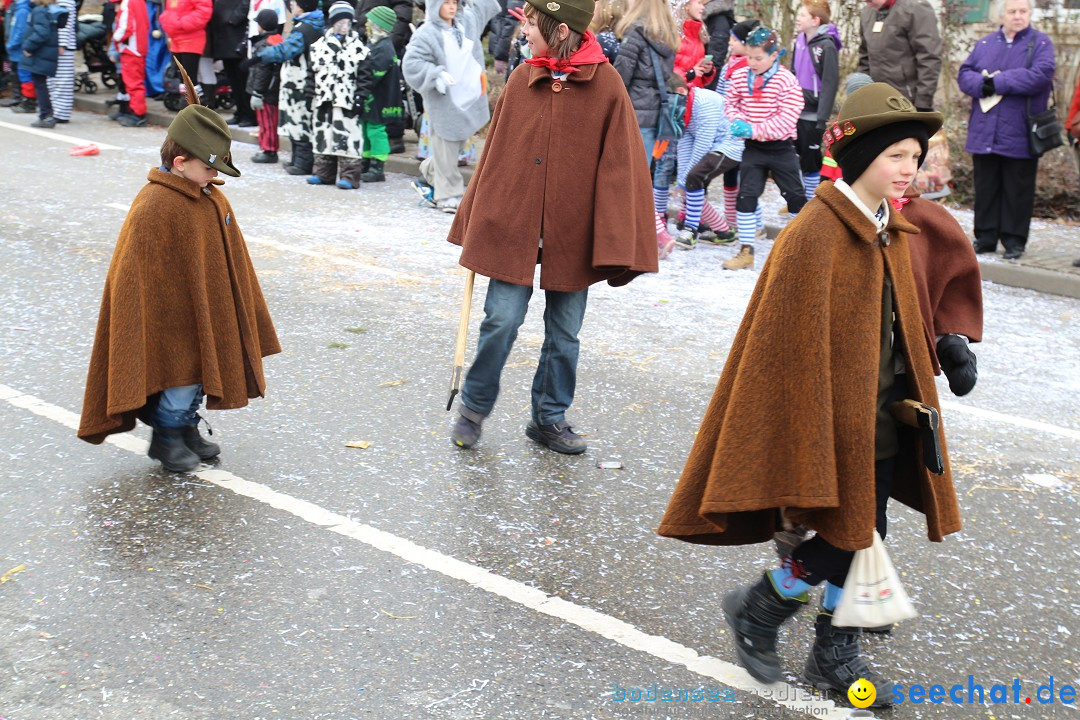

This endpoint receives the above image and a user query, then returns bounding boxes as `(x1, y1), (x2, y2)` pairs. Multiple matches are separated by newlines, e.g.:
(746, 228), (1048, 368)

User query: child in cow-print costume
(305, 1), (370, 189)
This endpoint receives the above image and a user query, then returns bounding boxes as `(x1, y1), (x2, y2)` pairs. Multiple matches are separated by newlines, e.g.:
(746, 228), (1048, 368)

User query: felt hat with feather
(167, 59), (241, 178)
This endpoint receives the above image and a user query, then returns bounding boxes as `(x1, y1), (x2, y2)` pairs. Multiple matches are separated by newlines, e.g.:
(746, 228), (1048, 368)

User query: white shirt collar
(833, 179), (889, 233)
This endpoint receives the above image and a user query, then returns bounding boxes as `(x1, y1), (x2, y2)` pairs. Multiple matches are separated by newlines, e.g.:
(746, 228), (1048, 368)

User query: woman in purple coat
(958, 0), (1054, 260)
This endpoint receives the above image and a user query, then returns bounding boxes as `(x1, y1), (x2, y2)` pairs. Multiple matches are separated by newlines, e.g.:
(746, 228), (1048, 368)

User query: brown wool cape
(78, 169), (281, 444)
(447, 62), (659, 291)
(657, 182), (962, 552)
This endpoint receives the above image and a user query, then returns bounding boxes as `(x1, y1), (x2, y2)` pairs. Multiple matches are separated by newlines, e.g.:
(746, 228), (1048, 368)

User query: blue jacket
(20, 3), (68, 77)
(258, 9), (323, 64)
(4, 0), (32, 58)
(958, 25), (1055, 159)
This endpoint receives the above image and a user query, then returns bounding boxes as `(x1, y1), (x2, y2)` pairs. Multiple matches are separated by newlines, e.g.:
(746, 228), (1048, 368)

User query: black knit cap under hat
(826, 82), (943, 184)
(256, 8), (279, 30)
(294, 0), (319, 12)
(730, 18), (761, 42)
(524, 0), (595, 35)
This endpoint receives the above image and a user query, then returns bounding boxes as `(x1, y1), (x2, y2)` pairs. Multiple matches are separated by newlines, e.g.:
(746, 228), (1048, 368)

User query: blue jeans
(640, 127), (657, 162)
(153, 384), (203, 430)
(460, 279), (588, 426)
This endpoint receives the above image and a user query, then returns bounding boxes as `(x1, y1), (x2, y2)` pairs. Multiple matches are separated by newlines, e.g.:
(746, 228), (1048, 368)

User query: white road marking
(942, 401), (1080, 441)
(100, 203), (424, 283)
(0, 382), (848, 720)
(0, 120), (122, 150)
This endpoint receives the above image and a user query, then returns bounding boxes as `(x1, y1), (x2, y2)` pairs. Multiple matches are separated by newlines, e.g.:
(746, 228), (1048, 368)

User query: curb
(72, 93), (1080, 300)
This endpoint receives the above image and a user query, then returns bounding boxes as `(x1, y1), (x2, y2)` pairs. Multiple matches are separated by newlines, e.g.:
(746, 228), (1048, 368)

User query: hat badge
(887, 95), (915, 112)
(546, 1), (560, 9)
(208, 153), (217, 164)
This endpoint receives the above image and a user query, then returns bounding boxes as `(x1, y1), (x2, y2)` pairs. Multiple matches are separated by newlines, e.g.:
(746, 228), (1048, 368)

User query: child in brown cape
(446, 0), (657, 454)
(77, 64), (280, 473)
(657, 83), (963, 707)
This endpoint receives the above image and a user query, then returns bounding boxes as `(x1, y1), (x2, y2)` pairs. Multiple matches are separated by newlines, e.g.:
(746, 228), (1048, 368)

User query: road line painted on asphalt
(0, 382), (848, 720)
(0, 120), (122, 150)
(99, 203), (424, 283)
(941, 401), (1080, 441)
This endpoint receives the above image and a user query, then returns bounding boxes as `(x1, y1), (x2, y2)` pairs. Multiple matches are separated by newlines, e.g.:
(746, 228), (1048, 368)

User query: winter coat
(78, 169), (281, 445)
(701, 0), (733, 67)
(5, 0), (32, 59)
(308, 28), (369, 158)
(596, 29), (619, 63)
(261, 9), (323, 142)
(207, 0), (247, 59)
(1068, 74), (1080, 140)
(247, 31), (282, 104)
(485, 0), (521, 63)
(612, 23), (675, 130)
(792, 24), (840, 125)
(898, 194), (983, 373)
(356, 34), (401, 124)
(657, 181), (962, 552)
(159, 0), (211, 55)
(402, 0), (500, 142)
(673, 18), (714, 89)
(858, 0), (941, 109)
(111, 0), (147, 58)
(958, 26), (1055, 160)
(448, 62), (659, 292)
(357, 0), (413, 55)
(20, 2), (67, 76)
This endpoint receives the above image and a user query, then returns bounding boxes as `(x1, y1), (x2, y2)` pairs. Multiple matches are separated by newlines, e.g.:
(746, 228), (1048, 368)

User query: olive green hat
(523, 0), (595, 35)
(824, 82), (943, 159)
(167, 59), (241, 177)
(367, 5), (396, 33)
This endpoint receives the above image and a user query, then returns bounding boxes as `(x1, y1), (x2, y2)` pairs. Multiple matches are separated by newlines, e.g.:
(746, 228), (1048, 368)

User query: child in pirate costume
(353, 5), (403, 183)
(446, 0), (658, 454)
(657, 84), (961, 707)
(255, 0), (324, 175)
(306, 1), (370, 189)
(77, 64), (280, 473)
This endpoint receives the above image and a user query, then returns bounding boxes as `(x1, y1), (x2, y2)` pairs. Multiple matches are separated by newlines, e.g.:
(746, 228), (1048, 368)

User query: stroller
(160, 60), (234, 112)
(74, 14), (118, 94)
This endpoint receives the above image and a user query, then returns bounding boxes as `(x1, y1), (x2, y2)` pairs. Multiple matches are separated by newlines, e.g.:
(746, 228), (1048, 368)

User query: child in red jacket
(111, 0), (148, 126)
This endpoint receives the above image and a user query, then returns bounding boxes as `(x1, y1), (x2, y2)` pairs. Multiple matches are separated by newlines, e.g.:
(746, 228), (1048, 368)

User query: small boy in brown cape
(77, 63), (280, 472)
(657, 83), (963, 707)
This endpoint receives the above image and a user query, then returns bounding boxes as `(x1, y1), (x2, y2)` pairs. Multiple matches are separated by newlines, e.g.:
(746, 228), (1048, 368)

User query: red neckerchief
(525, 31), (609, 74)
(724, 55), (748, 81)
(891, 197), (910, 211)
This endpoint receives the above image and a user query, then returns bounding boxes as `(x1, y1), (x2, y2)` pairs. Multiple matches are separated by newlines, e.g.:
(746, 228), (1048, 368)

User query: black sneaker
(804, 611), (893, 708)
(525, 420), (587, 454)
(451, 413), (482, 448)
(118, 113), (148, 127)
(30, 116), (56, 128)
(251, 151), (279, 163)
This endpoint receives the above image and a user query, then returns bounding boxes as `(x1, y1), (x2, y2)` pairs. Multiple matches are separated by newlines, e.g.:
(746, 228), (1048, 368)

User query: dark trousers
(220, 57), (252, 121)
(173, 52), (201, 91)
(972, 153), (1039, 251)
(685, 151), (738, 192)
(796, 118), (824, 174)
(313, 153), (362, 186)
(736, 139), (807, 214)
(31, 73), (52, 118)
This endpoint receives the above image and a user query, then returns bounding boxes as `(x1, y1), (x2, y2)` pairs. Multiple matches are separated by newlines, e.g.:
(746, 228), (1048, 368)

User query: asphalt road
(1, 113), (1078, 720)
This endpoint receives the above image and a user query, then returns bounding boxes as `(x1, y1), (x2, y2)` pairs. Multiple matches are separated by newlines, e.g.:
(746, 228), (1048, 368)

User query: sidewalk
(72, 90), (1080, 300)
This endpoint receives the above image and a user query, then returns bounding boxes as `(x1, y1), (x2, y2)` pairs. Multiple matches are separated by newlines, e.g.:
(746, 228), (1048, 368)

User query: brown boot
(722, 245), (754, 270)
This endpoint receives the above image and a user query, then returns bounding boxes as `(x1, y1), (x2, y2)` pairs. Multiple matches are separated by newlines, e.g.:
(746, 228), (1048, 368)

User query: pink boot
(657, 228), (676, 260)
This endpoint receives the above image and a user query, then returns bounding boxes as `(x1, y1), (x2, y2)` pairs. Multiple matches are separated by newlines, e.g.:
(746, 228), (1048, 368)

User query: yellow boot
(723, 245), (755, 270)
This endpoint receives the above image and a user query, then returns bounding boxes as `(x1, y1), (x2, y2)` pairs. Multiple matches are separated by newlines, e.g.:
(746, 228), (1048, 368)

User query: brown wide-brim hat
(824, 82), (943, 158)
(167, 104), (242, 178)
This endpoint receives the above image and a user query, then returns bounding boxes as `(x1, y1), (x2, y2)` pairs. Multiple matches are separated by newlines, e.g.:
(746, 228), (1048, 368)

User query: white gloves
(250, 96), (264, 111)
(434, 70), (456, 94)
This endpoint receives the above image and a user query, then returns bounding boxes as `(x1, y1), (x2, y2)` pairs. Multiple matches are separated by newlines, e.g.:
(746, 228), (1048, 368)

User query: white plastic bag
(833, 531), (918, 628)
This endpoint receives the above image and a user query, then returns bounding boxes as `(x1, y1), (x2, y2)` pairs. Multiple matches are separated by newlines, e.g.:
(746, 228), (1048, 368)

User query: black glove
(981, 76), (996, 98)
(937, 335), (978, 396)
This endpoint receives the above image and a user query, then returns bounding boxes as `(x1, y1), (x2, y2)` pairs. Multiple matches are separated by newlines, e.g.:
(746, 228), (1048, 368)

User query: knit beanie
(295, 0), (319, 12)
(834, 121), (929, 185)
(327, 0), (356, 25)
(256, 8), (279, 31)
(844, 71), (873, 97)
(367, 4), (396, 32)
(745, 26), (780, 54)
(730, 18), (760, 42)
(523, 0), (595, 34)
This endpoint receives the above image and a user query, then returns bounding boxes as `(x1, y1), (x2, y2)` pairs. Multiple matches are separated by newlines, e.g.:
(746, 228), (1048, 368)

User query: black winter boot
(804, 611), (892, 707)
(285, 140), (314, 175)
(148, 429), (201, 472)
(361, 159), (385, 183)
(721, 573), (807, 683)
(11, 97), (36, 113)
(181, 421), (220, 461)
(108, 100), (131, 120)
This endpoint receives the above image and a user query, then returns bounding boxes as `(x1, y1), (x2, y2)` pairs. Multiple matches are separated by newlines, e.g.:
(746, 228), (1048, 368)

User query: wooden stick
(446, 270), (475, 411)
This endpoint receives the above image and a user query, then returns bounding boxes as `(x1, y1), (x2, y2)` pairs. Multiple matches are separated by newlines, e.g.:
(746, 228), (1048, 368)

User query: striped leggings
(47, 50), (75, 121)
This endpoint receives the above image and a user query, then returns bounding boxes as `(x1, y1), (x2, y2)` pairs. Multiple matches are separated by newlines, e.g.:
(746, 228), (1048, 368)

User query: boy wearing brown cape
(77, 66), (280, 472)
(657, 83), (962, 707)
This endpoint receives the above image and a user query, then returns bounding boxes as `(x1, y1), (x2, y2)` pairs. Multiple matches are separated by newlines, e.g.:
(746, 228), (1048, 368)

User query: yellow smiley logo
(847, 678), (876, 708)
